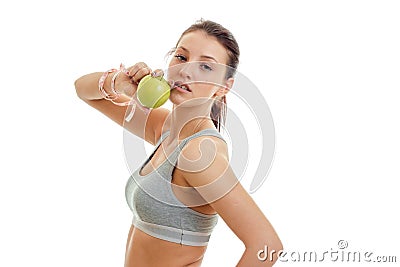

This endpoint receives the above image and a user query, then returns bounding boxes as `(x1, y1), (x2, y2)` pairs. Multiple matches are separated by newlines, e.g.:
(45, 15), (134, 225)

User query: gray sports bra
(125, 128), (226, 246)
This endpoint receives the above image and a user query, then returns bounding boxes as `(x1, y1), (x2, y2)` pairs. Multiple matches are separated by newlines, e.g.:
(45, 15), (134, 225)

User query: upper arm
(179, 138), (282, 249)
(80, 96), (170, 146)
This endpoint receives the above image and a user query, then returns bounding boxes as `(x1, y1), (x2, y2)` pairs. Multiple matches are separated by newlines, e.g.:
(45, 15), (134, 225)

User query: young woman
(75, 19), (282, 267)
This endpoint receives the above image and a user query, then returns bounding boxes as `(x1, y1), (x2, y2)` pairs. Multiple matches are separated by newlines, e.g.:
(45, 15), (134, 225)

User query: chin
(169, 91), (185, 106)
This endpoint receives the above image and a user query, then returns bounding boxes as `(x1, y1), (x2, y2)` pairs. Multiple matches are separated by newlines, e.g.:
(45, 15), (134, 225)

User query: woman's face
(167, 30), (233, 107)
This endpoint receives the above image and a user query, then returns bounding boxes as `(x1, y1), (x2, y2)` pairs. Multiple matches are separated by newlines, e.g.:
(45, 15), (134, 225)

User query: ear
(213, 77), (234, 97)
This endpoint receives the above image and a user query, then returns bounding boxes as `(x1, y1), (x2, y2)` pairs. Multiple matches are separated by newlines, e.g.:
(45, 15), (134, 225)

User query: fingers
(150, 69), (174, 87)
(167, 79), (175, 88)
(151, 69), (164, 78)
(127, 62), (152, 84)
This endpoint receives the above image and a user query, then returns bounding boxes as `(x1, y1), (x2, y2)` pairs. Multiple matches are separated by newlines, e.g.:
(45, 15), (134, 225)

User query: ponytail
(210, 95), (227, 132)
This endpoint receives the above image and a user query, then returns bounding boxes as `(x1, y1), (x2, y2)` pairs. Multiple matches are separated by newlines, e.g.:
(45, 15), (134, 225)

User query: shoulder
(179, 132), (229, 167)
(177, 132), (233, 190)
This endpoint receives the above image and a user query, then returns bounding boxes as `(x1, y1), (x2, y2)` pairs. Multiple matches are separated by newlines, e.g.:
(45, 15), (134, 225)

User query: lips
(172, 81), (192, 92)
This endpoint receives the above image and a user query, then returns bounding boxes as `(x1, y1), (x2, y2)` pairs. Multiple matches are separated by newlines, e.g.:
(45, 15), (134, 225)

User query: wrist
(99, 69), (118, 100)
(112, 64), (135, 96)
(98, 64), (133, 106)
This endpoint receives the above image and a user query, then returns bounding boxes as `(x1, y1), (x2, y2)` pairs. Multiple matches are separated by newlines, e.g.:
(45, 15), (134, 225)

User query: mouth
(172, 81), (192, 92)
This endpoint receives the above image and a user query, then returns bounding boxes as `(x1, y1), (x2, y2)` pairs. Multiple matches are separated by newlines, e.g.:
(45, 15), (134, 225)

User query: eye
(174, 54), (187, 62)
(200, 63), (213, 72)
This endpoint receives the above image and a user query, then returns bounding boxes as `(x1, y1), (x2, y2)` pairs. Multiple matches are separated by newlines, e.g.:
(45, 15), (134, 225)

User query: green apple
(136, 75), (171, 108)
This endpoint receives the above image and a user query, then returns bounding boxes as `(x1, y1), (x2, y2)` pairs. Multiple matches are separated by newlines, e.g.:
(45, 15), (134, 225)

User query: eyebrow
(177, 46), (218, 63)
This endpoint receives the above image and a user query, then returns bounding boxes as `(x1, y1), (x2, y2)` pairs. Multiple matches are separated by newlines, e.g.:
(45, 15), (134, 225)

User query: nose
(178, 63), (192, 80)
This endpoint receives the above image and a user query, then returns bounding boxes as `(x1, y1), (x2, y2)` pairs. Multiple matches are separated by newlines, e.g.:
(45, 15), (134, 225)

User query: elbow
(74, 76), (91, 101)
(273, 239), (284, 255)
(271, 232), (283, 251)
(256, 238), (284, 254)
(268, 235), (284, 255)
(267, 238), (284, 264)
(74, 77), (84, 99)
(245, 236), (284, 263)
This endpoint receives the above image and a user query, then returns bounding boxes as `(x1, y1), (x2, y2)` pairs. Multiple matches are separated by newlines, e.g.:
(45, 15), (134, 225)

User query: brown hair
(176, 19), (240, 132)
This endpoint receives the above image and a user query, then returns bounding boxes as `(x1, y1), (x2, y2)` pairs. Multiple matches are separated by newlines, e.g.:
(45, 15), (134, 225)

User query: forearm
(75, 70), (136, 100)
(75, 72), (108, 100)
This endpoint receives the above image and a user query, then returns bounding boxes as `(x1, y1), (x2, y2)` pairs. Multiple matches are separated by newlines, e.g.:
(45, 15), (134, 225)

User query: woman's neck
(166, 100), (214, 143)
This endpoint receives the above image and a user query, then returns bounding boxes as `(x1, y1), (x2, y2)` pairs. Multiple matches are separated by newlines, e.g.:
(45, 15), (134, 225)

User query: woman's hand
(114, 62), (153, 96)
(115, 63), (166, 114)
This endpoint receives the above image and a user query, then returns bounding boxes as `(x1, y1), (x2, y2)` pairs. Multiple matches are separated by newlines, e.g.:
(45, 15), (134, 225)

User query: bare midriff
(124, 225), (207, 267)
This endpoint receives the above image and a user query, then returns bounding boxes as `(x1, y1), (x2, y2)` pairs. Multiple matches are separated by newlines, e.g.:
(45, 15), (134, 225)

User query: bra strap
(155, 130), (171, 147)
(164, 128), (226, 177)
(178, 128), (226, 149)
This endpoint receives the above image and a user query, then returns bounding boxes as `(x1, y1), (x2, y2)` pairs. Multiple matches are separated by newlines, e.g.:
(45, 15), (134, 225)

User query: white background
(1, 0), (399, 266)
